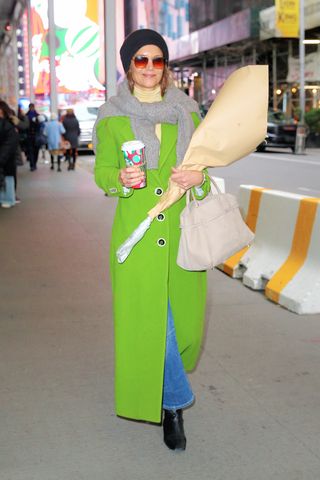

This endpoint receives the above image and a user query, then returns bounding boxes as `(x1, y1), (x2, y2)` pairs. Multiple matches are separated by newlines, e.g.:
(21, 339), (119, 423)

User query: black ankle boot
(163, 409), (186, 451)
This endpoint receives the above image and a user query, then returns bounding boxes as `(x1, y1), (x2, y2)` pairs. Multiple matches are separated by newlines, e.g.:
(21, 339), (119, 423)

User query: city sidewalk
(1, 160), (320, 480)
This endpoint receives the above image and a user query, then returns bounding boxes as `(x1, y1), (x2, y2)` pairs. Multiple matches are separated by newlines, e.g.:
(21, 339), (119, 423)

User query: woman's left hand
(170, 167), (204, 190)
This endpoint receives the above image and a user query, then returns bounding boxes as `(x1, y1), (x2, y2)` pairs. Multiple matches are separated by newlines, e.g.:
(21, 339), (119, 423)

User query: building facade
(124, 0), (320, 115)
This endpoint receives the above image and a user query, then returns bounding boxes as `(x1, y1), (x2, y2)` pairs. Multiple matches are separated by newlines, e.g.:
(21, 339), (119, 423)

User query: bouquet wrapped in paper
(117, 65), (269, 263)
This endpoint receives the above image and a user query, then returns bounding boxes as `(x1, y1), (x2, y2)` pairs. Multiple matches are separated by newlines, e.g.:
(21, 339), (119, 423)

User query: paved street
(1, 151), (320, 480)
(78, 147), (320, 196)
(211, 148), (320, 197)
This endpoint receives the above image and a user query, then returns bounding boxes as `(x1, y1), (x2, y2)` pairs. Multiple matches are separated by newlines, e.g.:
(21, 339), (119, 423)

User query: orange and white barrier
(220, 186), (320, 314)
(219, 185), (266, 278)
(241, 189), (305, 290)
(265, 197), (320, 314)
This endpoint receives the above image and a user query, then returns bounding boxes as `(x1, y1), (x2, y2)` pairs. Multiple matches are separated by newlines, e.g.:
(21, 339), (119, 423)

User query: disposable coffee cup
(121, 140), (146, 189)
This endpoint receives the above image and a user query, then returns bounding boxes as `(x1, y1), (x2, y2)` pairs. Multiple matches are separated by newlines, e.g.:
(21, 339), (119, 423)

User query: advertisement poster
(27, 0), (124, 110)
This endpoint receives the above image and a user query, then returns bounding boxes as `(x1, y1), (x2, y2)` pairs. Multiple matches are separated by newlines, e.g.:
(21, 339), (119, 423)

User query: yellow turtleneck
(134, 85), (162, 141)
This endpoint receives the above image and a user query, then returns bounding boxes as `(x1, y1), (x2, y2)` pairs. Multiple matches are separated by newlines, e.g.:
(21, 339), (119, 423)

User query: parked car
(257, 111), (297, 153)
(60, 102), (104, 151)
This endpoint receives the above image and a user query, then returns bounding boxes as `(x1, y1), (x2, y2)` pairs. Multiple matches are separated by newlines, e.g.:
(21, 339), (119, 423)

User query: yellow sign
(275, 0), (299, 38)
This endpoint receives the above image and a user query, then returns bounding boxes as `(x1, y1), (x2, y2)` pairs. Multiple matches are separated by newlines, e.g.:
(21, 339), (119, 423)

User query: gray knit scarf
(93, 80), (200, 169)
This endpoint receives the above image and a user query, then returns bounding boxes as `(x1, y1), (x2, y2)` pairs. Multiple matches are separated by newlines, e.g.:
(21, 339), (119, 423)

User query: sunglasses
(133, 55), (166, 69)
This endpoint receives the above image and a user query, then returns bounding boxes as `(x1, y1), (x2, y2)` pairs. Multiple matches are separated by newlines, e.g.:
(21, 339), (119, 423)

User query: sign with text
(275, 0), (299, 38)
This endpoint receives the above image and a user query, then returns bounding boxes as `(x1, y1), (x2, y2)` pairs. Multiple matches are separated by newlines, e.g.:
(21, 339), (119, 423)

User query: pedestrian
(13, 106), (29, 166)
(0, 103), (19, 208)
(35, 114), (48, 161)
(44, 113), (65, 172)
(94, 29), (210, 451)
(0, 100), (21, 202)
(9, 105), (30, 203)
(25, 103), (40, 171)
(62, 108), (80, 171)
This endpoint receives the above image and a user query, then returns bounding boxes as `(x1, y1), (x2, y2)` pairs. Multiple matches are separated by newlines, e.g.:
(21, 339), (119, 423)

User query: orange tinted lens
(152, 57), (165, 69)
(134, 56), (149, 68)
(133, 56), (165, 69)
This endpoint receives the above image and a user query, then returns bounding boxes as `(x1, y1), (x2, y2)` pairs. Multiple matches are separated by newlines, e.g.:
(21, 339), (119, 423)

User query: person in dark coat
(0, 112), (19, 208)
(16, 106), (29, 157)
(0, 101), (20, 206)
(10, 107), (29, 170)
(26, 103), (40, 171)
(8, 105), (30, 202)
(62, 108), (80, 170)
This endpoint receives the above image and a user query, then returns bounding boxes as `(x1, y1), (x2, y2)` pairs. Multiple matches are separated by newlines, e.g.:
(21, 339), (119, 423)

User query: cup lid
(121, 140), (145, 151)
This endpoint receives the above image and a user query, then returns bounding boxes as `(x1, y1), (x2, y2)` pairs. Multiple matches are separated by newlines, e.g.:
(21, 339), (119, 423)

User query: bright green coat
(95, 114), (209, 423)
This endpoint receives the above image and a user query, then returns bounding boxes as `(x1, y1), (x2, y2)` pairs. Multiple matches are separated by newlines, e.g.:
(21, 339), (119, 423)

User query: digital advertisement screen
(26, 0), (124, 109)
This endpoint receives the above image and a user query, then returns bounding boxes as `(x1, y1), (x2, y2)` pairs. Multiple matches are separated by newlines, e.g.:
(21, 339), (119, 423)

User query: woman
(44, 113), (65, 171)
(94, 29), (210, 451)
(62, 108), (80, 170)
(0, 101), (19, 208)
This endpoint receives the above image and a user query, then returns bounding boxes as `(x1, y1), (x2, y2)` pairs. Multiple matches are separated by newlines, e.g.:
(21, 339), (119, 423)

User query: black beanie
(120, 29), (169, 73)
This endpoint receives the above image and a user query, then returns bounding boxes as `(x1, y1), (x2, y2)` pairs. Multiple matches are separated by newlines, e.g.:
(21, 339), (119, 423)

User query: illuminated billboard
(30, 0), (103, 97)
(27, 0), (124, 104)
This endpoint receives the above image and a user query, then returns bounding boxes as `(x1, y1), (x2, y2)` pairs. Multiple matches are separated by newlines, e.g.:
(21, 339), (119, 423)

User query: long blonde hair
(126, 65), (172, 97)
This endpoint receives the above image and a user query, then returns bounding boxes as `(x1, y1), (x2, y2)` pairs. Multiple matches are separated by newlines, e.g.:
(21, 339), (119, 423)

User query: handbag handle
(186, 174), (223, 206)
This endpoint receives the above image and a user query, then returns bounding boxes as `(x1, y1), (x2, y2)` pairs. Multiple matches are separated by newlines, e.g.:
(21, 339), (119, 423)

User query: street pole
(288, 41), (292, 117)
(48, 0), (58, 116)
(299, 0), (305, 125)
(295, 0), (306, 154)
(12, 31), (19, 109)
(27, 0), (34, 103)
(272, 43), (277, 111)
(104, 0), (117, 100)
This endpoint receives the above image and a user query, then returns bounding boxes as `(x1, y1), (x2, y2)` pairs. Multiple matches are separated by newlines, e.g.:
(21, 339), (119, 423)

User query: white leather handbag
(177, 177), (254, 271)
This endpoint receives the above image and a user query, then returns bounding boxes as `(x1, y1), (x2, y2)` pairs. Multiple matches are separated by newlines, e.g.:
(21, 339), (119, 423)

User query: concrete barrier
(220, 186), (320, 314)
(220, 185), (266, 278)
(241, 189), (304, 290)
(265, 197), (320, 314)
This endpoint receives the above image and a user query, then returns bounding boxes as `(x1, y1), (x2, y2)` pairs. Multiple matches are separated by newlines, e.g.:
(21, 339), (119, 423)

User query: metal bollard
(295, 124), (306, 154)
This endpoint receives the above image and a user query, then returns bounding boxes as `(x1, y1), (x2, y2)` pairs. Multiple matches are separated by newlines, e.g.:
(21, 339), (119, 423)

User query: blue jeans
(162, 303), (195, 411)
(0, 176), (15, 206)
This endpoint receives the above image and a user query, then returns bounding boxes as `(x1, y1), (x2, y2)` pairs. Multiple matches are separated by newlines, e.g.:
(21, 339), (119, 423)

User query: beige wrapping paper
(116, 65), (268, 263)
(148, 65), (269, 219)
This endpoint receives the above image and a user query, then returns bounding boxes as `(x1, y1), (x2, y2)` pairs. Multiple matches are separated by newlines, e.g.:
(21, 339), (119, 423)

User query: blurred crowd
(0, 100), (81, 209)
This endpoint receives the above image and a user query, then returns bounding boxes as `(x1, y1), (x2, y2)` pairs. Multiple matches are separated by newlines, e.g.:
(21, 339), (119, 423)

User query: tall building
(124, 0), (320, 115)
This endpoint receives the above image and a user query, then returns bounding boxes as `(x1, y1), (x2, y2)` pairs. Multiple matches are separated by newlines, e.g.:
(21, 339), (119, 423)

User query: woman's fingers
(119, 166), (145, 187)
(170, 169), (203, 189)
(170, 171), (188, 188)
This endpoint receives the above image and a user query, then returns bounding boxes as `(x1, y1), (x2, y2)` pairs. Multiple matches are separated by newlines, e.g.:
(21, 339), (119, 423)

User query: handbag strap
(186, 174), (223, 206)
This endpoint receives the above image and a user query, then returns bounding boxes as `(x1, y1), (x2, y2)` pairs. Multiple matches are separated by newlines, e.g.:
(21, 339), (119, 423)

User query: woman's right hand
(119, 166), (145, 188)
